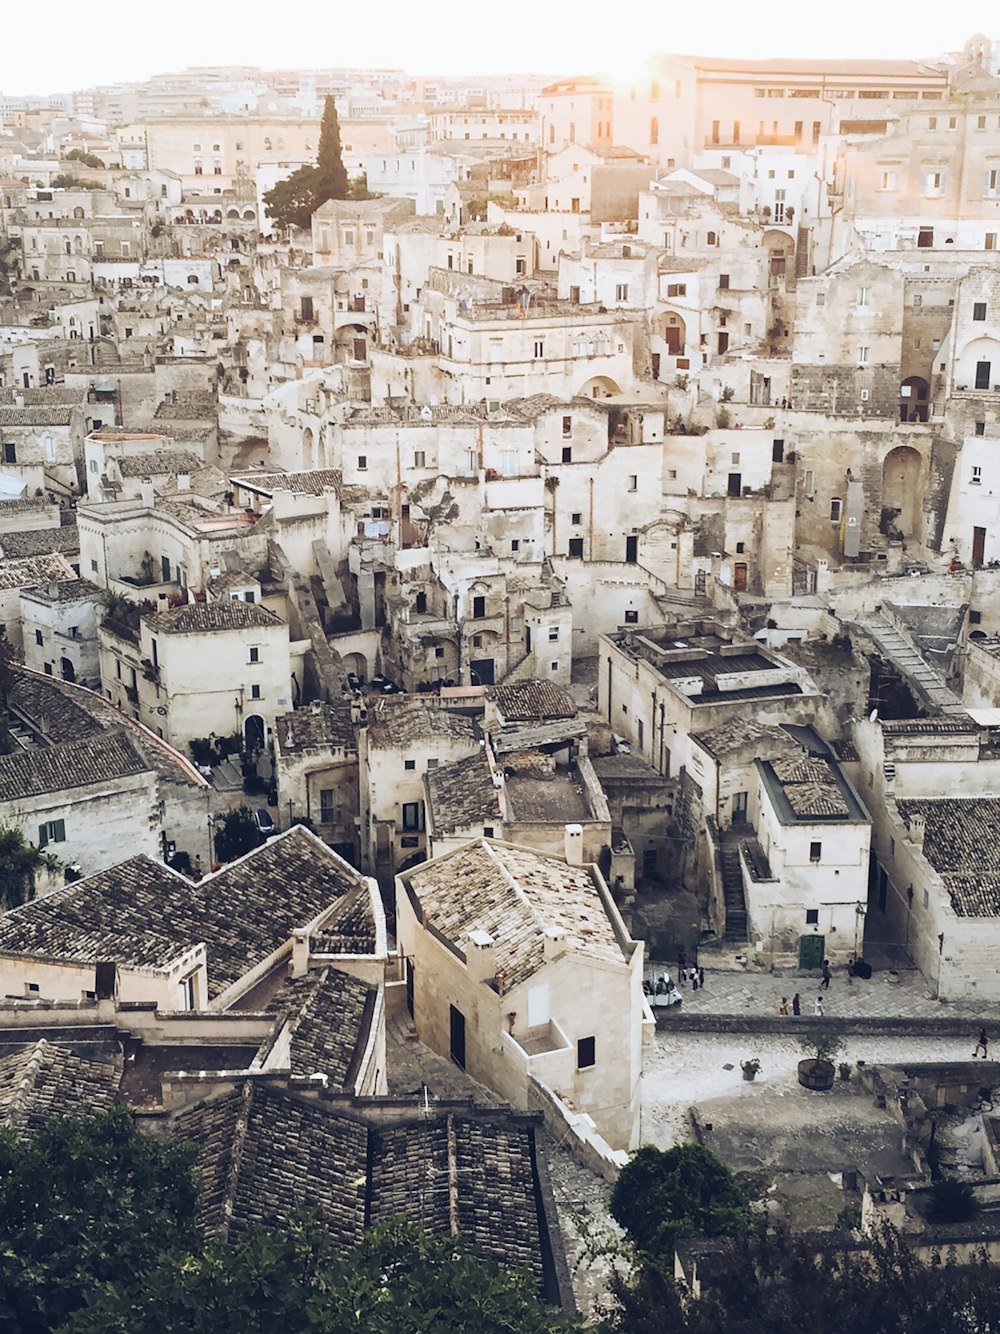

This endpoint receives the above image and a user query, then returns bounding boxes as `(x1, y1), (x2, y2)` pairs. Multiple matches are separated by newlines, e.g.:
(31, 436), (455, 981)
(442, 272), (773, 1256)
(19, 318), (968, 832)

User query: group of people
(778, 993), (825, 1017)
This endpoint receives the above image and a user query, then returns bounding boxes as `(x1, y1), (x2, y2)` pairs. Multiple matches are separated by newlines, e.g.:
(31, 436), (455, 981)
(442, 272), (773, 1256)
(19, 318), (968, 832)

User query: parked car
(254, 808), (276, 837)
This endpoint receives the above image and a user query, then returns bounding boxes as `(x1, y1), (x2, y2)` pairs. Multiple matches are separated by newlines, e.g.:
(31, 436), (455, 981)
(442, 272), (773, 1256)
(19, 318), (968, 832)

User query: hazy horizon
(1, 0), (992, 98)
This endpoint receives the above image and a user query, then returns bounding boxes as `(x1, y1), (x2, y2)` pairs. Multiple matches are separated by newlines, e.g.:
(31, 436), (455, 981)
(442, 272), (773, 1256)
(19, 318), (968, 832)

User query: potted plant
(797, 1033), (843, 1091)
(838, 1061), (852, 1082)
(741, 1058), (761, 1082)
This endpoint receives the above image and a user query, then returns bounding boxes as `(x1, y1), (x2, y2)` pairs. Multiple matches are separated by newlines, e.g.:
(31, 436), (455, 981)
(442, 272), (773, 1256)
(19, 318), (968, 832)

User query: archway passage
(899, 376), (929, 423)
(882, 446), (922, 538)
(60, 657), (75, 683)
(661, 311), (686, 356)
(578, 375), (621, 400)
(244, 714), (265, 751)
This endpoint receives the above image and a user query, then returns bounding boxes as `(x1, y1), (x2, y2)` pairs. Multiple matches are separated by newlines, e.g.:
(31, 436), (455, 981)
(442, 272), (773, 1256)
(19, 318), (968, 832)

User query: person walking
(975, 1027), (989, 1059)
(698, 967), (705, 988)
(821, 960), (831, 990)
(792, 993), (801, 1016)
(778, 997), (790, 1016)
(814, 994), (824, 1017)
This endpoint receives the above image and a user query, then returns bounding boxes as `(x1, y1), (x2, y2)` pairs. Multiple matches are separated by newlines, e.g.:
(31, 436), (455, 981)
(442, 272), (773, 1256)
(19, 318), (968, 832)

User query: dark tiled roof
(275, 703), (356, 753)
(0, 828), (369, 998)
(145, 599), (283, 634)
(0, 726), (149, 800)
(153, 393), (216, 419)
(0, 1038), (119, 1136)
(491, 678), (577, 723)
(230, 469), (342, 498)
(426, 751), (500, 835)
(881, 718), (977, 734)
(897, 798), (1000, 916)
(265, 967), (374, 1088)
(0, 526), (79, 559)
(0, 554), (76, 590)
(692, 717), (791, 759)
(116, 450), (202, 478)
(172, 1081), (547, 1284)
(0, 406), (73, 426)
(308, 887), (377, 955)
(21, 576), (101, 603)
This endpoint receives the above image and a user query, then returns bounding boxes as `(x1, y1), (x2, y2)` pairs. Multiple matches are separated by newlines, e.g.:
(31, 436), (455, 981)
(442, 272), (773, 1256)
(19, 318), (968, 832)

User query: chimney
(291, 927), (310, 977)
(47, 582), (60, 600)
(543, 924), (567, 963)
(13, 392), (24, 408)
(176, 472), (190, 491)
(908, 814), (925, 849)
(564, 822), (584, 866)
(465, 928), (495, 983)
(139, 481), (154, 508)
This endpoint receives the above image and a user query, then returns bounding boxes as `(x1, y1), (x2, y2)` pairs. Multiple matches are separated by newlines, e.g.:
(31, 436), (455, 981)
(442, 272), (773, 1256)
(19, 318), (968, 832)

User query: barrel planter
(798, 1058), (835, 1091)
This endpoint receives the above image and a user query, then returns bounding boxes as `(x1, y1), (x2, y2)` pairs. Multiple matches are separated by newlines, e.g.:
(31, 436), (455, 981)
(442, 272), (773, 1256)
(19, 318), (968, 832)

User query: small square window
(483, 826), (494, 838)
(571, 512), (582, 525)
(805, 909), (819, 925)
(624, 609), (639, 624)
(577, 1036), (596, 1069)
(971, 610), (983, 624)
(427, 758), (438, 770)
(667, 468), (677, 480)
(247, 646), (260, 663)
(434, 647), (445, 659)
(404, 759), (416, 771)
(974, 302), (988, 321)
(548, 626), (559, 641)
(809, 841), (822, 862)
(550, 661), (558, 671)
(511, 539), (520, 551)
(736, 542), (745, 554)
(976, 421), (986, 436)
(250, 683), (261, 700)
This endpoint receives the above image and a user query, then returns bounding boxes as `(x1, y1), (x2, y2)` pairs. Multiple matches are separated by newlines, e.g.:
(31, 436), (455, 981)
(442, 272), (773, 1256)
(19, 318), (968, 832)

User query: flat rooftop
(505, 769), (591, 824)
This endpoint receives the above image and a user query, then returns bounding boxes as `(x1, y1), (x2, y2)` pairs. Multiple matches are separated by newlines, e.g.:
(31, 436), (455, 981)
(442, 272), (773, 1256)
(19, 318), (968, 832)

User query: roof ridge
(220, 1081), (255, 1244)
(482, 840), (546, 935)
(9, 1037), (51, 1131)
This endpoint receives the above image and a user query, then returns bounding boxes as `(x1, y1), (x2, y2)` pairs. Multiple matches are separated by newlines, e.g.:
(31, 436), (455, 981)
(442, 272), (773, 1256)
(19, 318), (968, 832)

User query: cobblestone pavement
(646, 960), (1000, 1022)
(642, 1028), (989, 1151)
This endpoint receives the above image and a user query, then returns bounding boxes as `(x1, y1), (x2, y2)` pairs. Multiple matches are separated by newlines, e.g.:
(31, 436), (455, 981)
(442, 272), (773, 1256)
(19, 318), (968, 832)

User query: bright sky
(2, 0), (992, 94)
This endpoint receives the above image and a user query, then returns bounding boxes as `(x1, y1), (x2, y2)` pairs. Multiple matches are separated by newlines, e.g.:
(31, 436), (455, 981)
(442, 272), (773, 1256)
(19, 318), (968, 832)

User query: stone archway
(899, 375), (929, 423)
(578, 375), (621, 399)
(660, 311), (687, 356)
(882, 446), (922, 538)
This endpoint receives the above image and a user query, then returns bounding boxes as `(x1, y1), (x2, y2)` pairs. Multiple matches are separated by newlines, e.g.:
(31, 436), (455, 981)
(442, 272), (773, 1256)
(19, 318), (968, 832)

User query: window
(972, 465), (983, 485)
(857, 286), (870, 308)
(577, 1036), (596, 1069)
(986, 170), (1000, 197)
(976, 360), (992, 390)
(562, 415), (572, 436)
(628, 475), (637, 491)
(719, 273), (729, 290)
(858, 346), (869, 365)
(561, 445), (572, 463)
(772, 439), (784, 462)
(511, 539), (520, 552)
(615, 283), (629, 301)
(2, 442), (15, 464)
(624, 608), (638, 624)
(650, 118), (658, 145)
(879, 170), (897, 191)
(247, 646), (260, 664)
(473, 595), (486, 618)
(533, 339), (544, 358)
(974, 302), (988, 321)
(413, 450), (425, 468)
(250, 683), (261, 700)
(548, 626), (559, 641)
(358, 455), (367, 470)
(404, 759), (416, 771)
(923, 170), (945, 196)
(667, 283), (687, 297)
(427, 758), (439, 771)
(805, 909), (819, 925)
(434, 646), (445, 659)
(971, 610), (983, 625)
(402, 801), (421, 831)
(988, 233), (997, 251)
(38, 819), (66, 848)
(830, 498), (843, 522)
(34, 629), (43, 646)
(809, 841), (822, 863)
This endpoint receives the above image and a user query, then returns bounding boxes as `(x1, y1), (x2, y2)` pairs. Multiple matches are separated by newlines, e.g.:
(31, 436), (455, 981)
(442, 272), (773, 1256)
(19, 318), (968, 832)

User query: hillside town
(5, 30), (1000, 1324)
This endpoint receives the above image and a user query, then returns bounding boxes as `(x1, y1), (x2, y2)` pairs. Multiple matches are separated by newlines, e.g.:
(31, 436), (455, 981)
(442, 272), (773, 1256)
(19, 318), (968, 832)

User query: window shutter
(54, 819), (66, 842)
(38, 824), (48, 848)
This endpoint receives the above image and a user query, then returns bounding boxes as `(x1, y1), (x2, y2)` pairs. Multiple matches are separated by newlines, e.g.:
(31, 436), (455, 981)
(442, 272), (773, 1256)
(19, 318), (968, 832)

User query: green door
(799, 934), (825, 969)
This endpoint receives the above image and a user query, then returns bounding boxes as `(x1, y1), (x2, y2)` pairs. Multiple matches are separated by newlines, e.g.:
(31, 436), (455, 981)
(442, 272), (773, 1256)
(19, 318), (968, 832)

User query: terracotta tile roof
(116, 449), (202, 478)
(21, 577), (101, 603)
(0, 553), (76, 591)
(145, 599), (283, 634)
(0, 726), (149, 801)
(897, 798), (1000, 916)
(491, 678), (577, 723)
(404, 839), (626, 988)
(230, 468), (342, 498)
(171, 1081), (549, 1286)
(264, 966), (375, 1088)
(0, 1038), (119, 1137)
(0, 828), (369, 998)
(0, 525), (80, 559)
(367, 697), (476, 749)
(426, 750), (501, 835)
(692, 717), (791, 758)
(0, 406), (74, 427)
(275, 703), (356, 753)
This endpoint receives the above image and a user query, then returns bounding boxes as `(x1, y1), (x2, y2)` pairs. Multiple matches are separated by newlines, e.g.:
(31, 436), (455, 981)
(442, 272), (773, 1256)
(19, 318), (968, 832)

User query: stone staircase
(719, 837), (748, 943)
(851, 611), (966, 716)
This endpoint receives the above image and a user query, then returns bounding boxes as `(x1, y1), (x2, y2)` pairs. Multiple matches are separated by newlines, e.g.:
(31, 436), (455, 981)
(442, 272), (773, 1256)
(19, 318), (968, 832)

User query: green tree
(0, 824), (43, 908)
(262, 164), (321, 231)
(0, 626), (18, 706)
(315, 95), (348, 205)
(610, 1144), (750, 1266)
(51, 174), (90, 190)
(926, 1177), (981, 1224)
(213, 805), (264, 863)
(64, 148), (104, 169)
(0, 1106), (199, 1332)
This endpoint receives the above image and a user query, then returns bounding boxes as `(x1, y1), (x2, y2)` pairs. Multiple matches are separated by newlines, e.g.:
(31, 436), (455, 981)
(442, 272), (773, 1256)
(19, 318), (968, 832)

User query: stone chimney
(13, 392), (23, 408)
(908, 814), (925, 849)
(176, 472), (190, 491)
(291, 927), (310, 977)
(139, 481), (154, 508)
(465, 928), (496, 983)
(564, 822), (584, 866)
(543, 924), (567, 963)
(47, 582), (60, 600)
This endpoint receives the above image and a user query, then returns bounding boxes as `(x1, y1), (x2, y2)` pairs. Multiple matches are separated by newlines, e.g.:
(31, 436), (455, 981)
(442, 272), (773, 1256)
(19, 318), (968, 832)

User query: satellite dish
(869, 709), (878, 722)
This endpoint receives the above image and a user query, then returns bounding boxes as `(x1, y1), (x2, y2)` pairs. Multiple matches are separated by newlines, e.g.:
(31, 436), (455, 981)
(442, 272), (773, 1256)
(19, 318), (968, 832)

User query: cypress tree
(315, 96), (349, 204)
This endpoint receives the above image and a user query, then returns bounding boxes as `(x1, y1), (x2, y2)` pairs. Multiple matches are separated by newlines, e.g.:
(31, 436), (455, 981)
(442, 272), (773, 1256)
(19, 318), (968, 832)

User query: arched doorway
(342, 651), (368, 683)
(577, 375), (621, 399)
(244, 714), (265, 752)
(660, 311), (687, 356)
(60, 657), (75, 683)
(882, 446), (922, 538)
(899, 376), (929, 422)
(302, 426), (315, 469)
